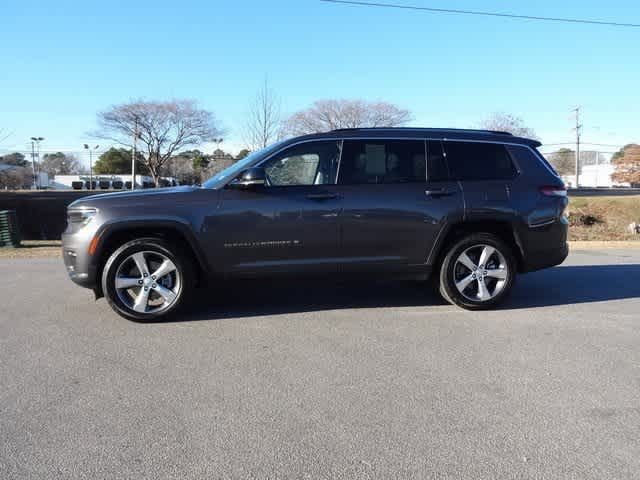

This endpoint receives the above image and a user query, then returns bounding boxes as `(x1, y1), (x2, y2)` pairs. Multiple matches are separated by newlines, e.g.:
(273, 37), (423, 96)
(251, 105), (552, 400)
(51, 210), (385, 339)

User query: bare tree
(612, 144), (640, 186)
(243, 78), (283, 150)
(547, 148), (575, 176)
(0, 128), (11, 145)
(40, 152), (81, 176)
(0, 166), (31, 190)
(479, 112), (538, 139)
(95, 99), (221, 186)
(283, 99), (412, 136)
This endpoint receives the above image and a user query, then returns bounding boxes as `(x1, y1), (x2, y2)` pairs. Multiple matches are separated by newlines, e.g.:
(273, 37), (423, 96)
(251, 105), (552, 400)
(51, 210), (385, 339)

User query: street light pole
(84, 144), (99, 190)
(131, 117), (138, 190)
(30, 140), (37, 190)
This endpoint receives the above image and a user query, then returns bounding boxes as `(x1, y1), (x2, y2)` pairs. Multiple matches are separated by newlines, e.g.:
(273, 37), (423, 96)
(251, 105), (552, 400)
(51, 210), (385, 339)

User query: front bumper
(61, 230), (98, 289)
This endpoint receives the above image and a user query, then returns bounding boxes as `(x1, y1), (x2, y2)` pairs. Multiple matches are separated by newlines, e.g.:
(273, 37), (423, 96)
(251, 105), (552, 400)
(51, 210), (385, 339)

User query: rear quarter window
(444, 141), (517, 181)
(506, 145), (561, 179)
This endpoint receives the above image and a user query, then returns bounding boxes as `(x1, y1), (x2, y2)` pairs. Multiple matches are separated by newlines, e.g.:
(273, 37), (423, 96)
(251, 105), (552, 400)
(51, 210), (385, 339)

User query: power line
(543, 142), (624, 147)
(541, 149), (618, 155)
(582, 143), (626, 147)
(319, 0), (640, 29)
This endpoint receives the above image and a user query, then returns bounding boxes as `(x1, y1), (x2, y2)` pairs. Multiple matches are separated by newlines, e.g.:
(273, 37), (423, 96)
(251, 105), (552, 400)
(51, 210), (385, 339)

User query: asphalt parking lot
(1, 249), (640, 479)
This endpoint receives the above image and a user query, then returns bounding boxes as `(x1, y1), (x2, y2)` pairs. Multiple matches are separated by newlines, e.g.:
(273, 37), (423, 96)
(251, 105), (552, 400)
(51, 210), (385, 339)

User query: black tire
(101, 237), (194, 322)
(438, 233), (516, 310)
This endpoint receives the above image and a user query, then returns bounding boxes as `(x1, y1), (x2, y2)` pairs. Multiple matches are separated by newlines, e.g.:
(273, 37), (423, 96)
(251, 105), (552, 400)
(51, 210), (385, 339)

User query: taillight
(539, 185), (567, 197)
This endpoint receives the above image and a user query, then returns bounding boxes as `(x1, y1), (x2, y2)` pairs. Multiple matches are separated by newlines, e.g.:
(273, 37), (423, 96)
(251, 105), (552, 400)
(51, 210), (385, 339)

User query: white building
(545, 151), (629, 188)
(51, 174), (178, 190)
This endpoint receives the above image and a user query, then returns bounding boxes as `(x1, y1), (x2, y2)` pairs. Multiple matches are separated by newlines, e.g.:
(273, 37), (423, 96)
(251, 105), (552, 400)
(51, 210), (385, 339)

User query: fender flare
(89, 216), (211, 276)
(426, 218), (525, 268)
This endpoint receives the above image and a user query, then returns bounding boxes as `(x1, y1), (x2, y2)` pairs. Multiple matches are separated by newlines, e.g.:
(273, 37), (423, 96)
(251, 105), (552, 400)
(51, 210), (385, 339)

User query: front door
(334, 139), (463, 272)
(208, 140), (342, 275)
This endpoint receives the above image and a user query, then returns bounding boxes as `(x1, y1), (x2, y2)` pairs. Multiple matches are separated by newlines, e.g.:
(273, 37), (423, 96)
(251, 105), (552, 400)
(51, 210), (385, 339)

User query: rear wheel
(438, 233), (516, 310)
(101, 238), (194, 321)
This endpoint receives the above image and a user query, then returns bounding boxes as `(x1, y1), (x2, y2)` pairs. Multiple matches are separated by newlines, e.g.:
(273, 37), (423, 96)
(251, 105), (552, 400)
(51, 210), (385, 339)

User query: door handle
(306, 193), (339, 201)
(425, 188), (454, 197)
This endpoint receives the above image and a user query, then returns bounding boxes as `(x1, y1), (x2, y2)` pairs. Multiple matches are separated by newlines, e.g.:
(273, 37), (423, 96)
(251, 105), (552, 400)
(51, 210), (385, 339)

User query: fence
(0, 210), (21, 247)
(0, 191), (97, 240)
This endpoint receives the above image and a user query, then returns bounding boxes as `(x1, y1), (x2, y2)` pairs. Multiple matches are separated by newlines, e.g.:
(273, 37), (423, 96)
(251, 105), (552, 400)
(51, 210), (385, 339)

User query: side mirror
(230, 167), (266, 188)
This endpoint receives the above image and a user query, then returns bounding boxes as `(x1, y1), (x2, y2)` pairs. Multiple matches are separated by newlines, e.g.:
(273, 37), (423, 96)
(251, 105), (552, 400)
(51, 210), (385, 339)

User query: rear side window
(338, 140), (425, 185)
(444, 141), (517, 181)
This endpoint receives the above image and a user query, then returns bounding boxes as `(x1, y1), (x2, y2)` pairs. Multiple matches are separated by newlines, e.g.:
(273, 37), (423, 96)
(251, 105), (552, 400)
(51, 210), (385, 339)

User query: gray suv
(62, 128), (569, 321)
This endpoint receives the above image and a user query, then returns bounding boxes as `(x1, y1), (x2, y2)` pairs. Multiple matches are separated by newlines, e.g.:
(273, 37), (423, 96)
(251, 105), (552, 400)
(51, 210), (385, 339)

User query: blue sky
(1, 0), (639, 165)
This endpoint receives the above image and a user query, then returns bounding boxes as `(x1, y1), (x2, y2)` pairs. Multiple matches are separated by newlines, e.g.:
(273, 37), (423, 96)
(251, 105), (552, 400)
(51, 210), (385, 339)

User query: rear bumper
(519, 217), (569, 273)
(520, 241), (568, 273)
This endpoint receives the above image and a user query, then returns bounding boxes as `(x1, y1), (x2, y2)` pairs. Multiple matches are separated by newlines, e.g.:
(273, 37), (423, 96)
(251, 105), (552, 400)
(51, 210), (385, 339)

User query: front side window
(203, 140), (288, 188)
(444, 141), (517, 181)
(262, 141), (341, 187)
(338, 140), (425, 185)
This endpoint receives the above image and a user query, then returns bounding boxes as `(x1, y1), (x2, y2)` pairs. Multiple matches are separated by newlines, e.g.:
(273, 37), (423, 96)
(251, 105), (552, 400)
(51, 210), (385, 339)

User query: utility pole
(30, 136), (44, 189)
(131, 117), (138, 190)
(573, 107), (582, 188)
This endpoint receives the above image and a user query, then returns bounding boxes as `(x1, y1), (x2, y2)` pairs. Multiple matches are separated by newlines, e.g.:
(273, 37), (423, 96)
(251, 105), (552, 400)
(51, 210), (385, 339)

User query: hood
(69, 186), (200, 208)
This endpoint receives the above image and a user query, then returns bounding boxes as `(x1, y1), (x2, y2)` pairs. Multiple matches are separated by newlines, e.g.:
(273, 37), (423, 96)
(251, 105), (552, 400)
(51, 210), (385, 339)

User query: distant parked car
(62, 128), (568, 321)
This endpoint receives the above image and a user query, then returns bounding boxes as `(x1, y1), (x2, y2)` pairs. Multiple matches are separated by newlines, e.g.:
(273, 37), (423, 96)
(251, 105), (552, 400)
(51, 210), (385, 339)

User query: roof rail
(328, 127), (514, 136)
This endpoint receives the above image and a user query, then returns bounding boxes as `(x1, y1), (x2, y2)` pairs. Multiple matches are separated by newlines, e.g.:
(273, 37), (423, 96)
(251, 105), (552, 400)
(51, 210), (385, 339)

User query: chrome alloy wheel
(453, 244), (509, 302)
(114, 251), (182, 314)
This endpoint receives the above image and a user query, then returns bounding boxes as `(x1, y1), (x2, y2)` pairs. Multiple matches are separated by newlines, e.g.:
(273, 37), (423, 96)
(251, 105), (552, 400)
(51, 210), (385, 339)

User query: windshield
(202, 140), (288, 189)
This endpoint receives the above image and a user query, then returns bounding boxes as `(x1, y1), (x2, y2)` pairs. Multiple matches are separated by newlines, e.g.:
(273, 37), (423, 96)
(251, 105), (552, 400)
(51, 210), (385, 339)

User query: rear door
(334, 139), (463, 272)
(442, 140), (519, 223)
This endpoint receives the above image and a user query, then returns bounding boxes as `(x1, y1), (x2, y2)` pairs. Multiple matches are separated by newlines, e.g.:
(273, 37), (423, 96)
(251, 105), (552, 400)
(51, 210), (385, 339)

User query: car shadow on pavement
(170, 264), (640, 322)
(177, 279), (448, 322)
(503, 264), (640, 310)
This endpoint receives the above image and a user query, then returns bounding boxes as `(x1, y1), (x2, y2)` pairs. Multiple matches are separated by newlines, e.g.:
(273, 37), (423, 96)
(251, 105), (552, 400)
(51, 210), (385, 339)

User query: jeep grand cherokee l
(62, 128), (569, 321)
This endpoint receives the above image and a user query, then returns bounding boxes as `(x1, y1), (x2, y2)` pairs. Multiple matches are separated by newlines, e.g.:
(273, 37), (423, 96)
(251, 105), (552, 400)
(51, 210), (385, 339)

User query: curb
(569, 241), (640, 249)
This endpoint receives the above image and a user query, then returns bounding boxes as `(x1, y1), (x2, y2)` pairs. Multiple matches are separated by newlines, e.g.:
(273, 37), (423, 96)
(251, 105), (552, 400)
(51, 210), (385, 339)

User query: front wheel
(438, 233), (516, 310)
(101, 238), (194, 321)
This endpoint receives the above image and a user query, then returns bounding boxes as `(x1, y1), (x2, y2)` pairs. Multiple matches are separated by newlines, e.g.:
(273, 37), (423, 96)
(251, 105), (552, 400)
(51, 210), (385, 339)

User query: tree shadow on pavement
(175, 264), (640, 322)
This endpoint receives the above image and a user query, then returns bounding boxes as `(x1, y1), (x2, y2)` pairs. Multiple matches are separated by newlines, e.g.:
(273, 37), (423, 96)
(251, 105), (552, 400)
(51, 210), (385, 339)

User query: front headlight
(67, 207), (98, 227)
